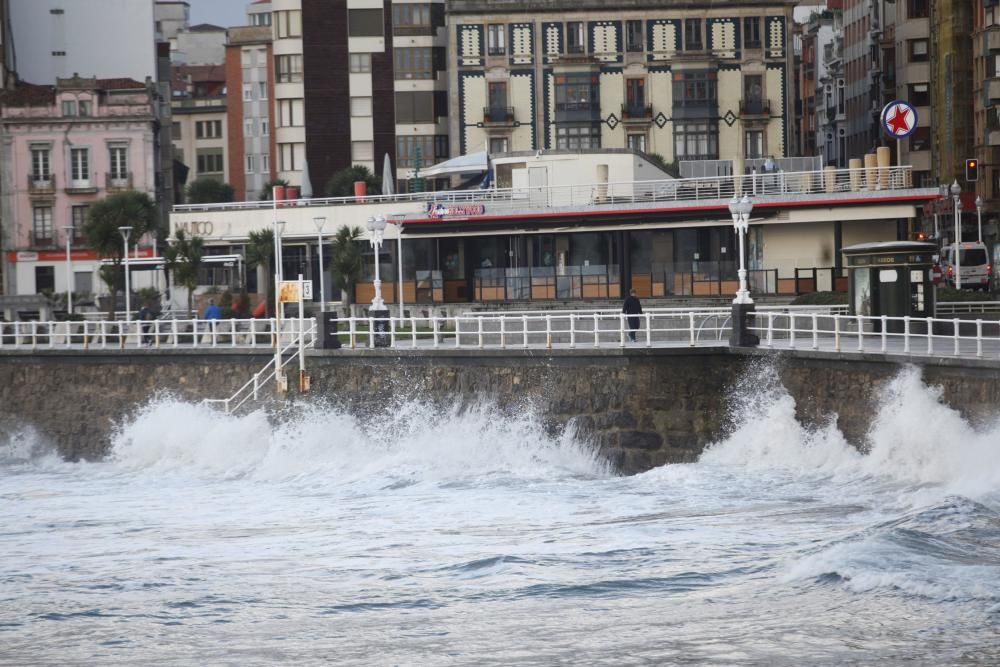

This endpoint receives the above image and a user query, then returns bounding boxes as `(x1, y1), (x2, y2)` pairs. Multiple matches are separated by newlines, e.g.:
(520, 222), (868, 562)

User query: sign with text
(426, 202), (486, 219)
(279, 280), (313, 303)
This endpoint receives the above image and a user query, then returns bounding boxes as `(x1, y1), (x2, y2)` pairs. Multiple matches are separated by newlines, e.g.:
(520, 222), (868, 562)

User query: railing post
(350, 316), (357, 349)
(545, 314), (552, 350)
(812, 313), (818, 350)
(172, 319), (178, 347)
(568, 313), (575, 349)
(789, 314), (796, 348)
(619, 313), (626, 348)
(880, 315), (887, 352)
(953, 318), (960, 356)
(230, 318), (237, 348)
(976, 319), (983, 358)
(834, 315), (840, 352)
(411, 316), (417, 348)
(100, 320), (107, 348)
(211, 320), (218, 348)
(31, 321), (37, 350)
(857, 315), (864, 351)
(83, 321), (90, 350)
(432, 316), (440, 348)
(253, 372), (259, 401)
(688, 312), (695, 346)
(767, 312), (774, 347)
(903, 316), (910, 354)
(593, 313), (600, 347)
(390, 316), (397, 348)
(522, 314), (528, 349)
(368, 316), (374, 349)
(478, 316), (484, 349)
(927, 317), (933, 355)
(645, 312), (652, 347)
(455, 316), (462, 348)
(500, 315), (507, 349)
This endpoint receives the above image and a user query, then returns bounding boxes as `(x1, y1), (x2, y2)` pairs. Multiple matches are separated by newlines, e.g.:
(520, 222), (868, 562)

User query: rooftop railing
(173, 165), (920, 214)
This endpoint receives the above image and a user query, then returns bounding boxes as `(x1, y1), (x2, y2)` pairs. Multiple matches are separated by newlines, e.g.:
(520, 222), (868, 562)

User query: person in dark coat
(137, 303), (155, 345)
(622, 289), (642, 342)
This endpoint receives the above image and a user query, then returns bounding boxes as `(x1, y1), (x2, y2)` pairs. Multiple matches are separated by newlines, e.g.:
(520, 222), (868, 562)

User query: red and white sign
(426, 203), (486, 219)
(929, 264), (943, 285)
(880, 100), (918, 138)
(6, 247), (156, 263)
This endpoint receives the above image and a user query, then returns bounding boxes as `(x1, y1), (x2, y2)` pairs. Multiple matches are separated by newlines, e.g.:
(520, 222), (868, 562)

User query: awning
(414, 151), (488, 179)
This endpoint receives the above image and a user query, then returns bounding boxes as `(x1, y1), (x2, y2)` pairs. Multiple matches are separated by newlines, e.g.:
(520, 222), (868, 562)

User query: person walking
(137, 302), (155, 346)
(622, 288), (642, 342)
(203, 300), (222, 320)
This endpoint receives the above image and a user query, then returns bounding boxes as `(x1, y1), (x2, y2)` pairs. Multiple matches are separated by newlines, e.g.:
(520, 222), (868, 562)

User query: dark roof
(0, 83), (55, 106)
(96, 78), (146, 90)
(187, 23), (225, 32)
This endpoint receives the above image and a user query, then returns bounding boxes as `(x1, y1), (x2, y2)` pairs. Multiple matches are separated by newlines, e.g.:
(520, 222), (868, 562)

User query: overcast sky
(187, 0), (250, 28)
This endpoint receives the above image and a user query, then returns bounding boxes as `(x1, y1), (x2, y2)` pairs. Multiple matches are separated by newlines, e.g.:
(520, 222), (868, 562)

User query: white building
(173, 23), (227, 66)
(8, 0), (157, 85)
(272, 0), (304, 187)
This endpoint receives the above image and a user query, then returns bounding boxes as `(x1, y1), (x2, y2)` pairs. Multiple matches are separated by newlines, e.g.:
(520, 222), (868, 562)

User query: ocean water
(2, 365), (999, 666)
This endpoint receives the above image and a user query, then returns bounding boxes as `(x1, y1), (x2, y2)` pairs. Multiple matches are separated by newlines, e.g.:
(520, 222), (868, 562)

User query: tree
(163, 229), (205, 317)
(185, 177), (235, 204)
(83, 190), (157, 317)
(258, 178), (290, 201)
(646, 153), (680, 178)
(244, 228), (275, 316)
(329, 226), (364, 305)
(324, 165), (380, 198)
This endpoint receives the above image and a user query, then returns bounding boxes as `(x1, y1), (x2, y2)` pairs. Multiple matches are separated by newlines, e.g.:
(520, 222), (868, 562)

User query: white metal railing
(172, 166), (919, 214)
(0, 318), (316, 351)
(750, 311), (1000, 360)
(936, 301), (1000, 315)
(201, 332), (309, 414)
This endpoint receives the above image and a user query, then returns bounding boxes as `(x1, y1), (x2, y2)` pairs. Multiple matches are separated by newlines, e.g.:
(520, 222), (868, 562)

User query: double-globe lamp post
(729, 194), (754, 305)
(975, 194), (983, 244)
(313, 216), (326, 312)
(118, 226), (132, 321)
(62, 225), (74, 315)
(951, 180), (962, 290)
(367, 214), (387, 312)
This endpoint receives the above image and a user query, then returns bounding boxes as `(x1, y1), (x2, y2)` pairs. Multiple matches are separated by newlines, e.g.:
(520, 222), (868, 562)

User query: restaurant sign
(426, 203), (486, 219)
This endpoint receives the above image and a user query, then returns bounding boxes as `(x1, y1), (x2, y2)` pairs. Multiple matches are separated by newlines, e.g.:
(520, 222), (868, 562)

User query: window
(246, 154), (255, 174)
(277, 99), (304, 126)
(489, 137), (509, 154)
(109, 146), (128, 180)
(555, 124), (601, 149)
(908, 39), (928, 63)
(396, 135), (448, 168)
(392, 4), (432, 32)
(275, 54), (303, 83)
(488, 81), (508, 111)
(435, 135), (449, 160)
(395, 91), (437, 123)
(35, 266), (55, 292)
(684, 19), (703, 51)
(627, 133), (646, 152)
(566, 22), (585, 54)
(394, 47), (442, 79)
(261, 121), (269, 136)
(78, 100), (91, 116)
(674, 122), (718, 160)
(275, 10), (302, 38)
(745, 130), (764, 158)
(743, 17), (761, 49)
(172, 121), (181, 139)
(33, 207), (53, 244)
(626, 20), (644, 53)
(348, 8), (383, 37)
(245, 119), (254, 137)
(196, 149), (224, 174)
(837, 78), (845, 114)
(625, 78), (646, 113)
(351, 141), (373, 162)
(279, 143), (302, 171)
(487, 24), (506, 56)
(31, 148), (51, 180)
(907, 0), (928, 19)
(672, 70), (717, 107)
(243, 84), (253, 101)
(195, 120), (223, 139)
(350, 97), (373, 117)
(743, 74), (765, 113)
(261, 153), (270, 172)
(62, 100), (77, 116)
(350, 53), (372, 73)
(70, 148), (90, 184)
(909, 126), (930, 151)
(71, 205), (89, 234)
(259, 81), (267, 100)
(554, 73), (599, 113)
(909, 82), (930, 106)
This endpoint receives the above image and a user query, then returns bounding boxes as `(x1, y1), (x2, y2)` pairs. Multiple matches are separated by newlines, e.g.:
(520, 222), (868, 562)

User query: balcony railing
(31, 233), (55, 247)
(483, 106), (515, 125)
(739, 99), (771, 116)
(28, 173), (56, 194)
(106, 172), (133, 192)
(621, 104), (653, 120)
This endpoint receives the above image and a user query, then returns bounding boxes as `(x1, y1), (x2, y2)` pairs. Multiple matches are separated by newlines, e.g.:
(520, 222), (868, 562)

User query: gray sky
(187, 0), (249, 28)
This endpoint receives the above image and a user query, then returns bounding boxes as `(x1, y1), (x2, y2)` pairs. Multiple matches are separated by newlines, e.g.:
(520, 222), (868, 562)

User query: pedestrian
(137, 302), (155, 345)
(622, 288), (642, 342)
(203, 299), (222, 320)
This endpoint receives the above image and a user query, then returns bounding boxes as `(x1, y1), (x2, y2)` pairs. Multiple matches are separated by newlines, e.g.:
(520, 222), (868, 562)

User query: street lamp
(313, 216), (326, 311)
(976, 194), (983, 244)
(934, 183), (949, 242)
(729, 194), (754, 305)
(367, 214), (387, 311)
(62, 225), (74, 315)
(118, 226), (133, 320)
(951, 180), (963, 290)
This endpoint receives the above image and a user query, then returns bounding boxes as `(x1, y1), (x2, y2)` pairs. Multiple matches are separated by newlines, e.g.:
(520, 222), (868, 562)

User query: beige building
(447, 0), (797, 169)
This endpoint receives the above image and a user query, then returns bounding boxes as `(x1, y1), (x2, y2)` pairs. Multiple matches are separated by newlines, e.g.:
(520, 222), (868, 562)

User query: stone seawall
(1, 349), (998, 473)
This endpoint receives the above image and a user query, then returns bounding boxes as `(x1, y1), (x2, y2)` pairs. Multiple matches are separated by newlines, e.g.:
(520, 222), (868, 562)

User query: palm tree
(83, 190), (157, 317)
(244, 228), (275, 316)
(163, 229), (205, 317)
(329, 226), (364, 305)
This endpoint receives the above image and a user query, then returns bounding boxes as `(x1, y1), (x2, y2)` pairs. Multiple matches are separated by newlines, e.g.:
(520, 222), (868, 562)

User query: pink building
(0, 75), (158, 298)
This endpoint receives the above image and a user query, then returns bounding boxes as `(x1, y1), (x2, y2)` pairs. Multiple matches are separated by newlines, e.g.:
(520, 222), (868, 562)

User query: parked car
(941, 241), (992, 290)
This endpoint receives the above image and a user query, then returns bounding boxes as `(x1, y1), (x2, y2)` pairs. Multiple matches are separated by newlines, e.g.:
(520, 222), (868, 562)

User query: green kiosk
(842, 241), (937, 333)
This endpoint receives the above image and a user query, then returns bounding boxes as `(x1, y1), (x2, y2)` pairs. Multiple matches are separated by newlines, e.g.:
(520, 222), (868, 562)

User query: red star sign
(885, 105), (912, 135)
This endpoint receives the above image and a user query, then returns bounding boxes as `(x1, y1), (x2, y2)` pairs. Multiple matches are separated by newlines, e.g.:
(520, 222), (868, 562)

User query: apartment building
(446, 0), (797, 174)
(272, 0), (305, 187)
(226, 26), (276, 200)
(930, 0), (973, 185)
(972, 0), (1000, 242)
(171, 65), (229, 189)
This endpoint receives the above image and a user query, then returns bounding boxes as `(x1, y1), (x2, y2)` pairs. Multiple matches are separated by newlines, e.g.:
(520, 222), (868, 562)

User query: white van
(941, 242), (992, 290)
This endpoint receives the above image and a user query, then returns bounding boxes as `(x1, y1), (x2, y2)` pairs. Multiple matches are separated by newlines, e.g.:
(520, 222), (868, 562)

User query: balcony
(106, 172), (133, 192)
(483, 106), (515, 126)
(621, 104), (653, 124)
(988, 28), (1000, 53)
(31, 233), (55, 247)
(988, 78), (1000, 102)
(27, 173), (56, 195)
(739, 99), (772, 116)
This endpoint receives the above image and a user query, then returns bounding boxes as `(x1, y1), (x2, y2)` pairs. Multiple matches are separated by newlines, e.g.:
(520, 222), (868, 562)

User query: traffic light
(966, 158), (979, 182)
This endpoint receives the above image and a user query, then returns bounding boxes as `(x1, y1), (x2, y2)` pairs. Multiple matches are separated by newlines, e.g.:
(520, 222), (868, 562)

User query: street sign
(278, 280), (313, 303)
(880, 100), (918, 139)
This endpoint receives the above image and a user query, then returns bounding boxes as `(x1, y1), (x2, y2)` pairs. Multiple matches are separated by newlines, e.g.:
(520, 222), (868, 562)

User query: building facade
(446, 0), (797, 175)
(972, 0), (1000, 245)
(8, 0), (157, 85)
(171, 64), (229, 191)
(0, 77), (158, 297)
(272, 0), (305, 187)
(930, 0), (973, 185)
(226, 26), (276, 201)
